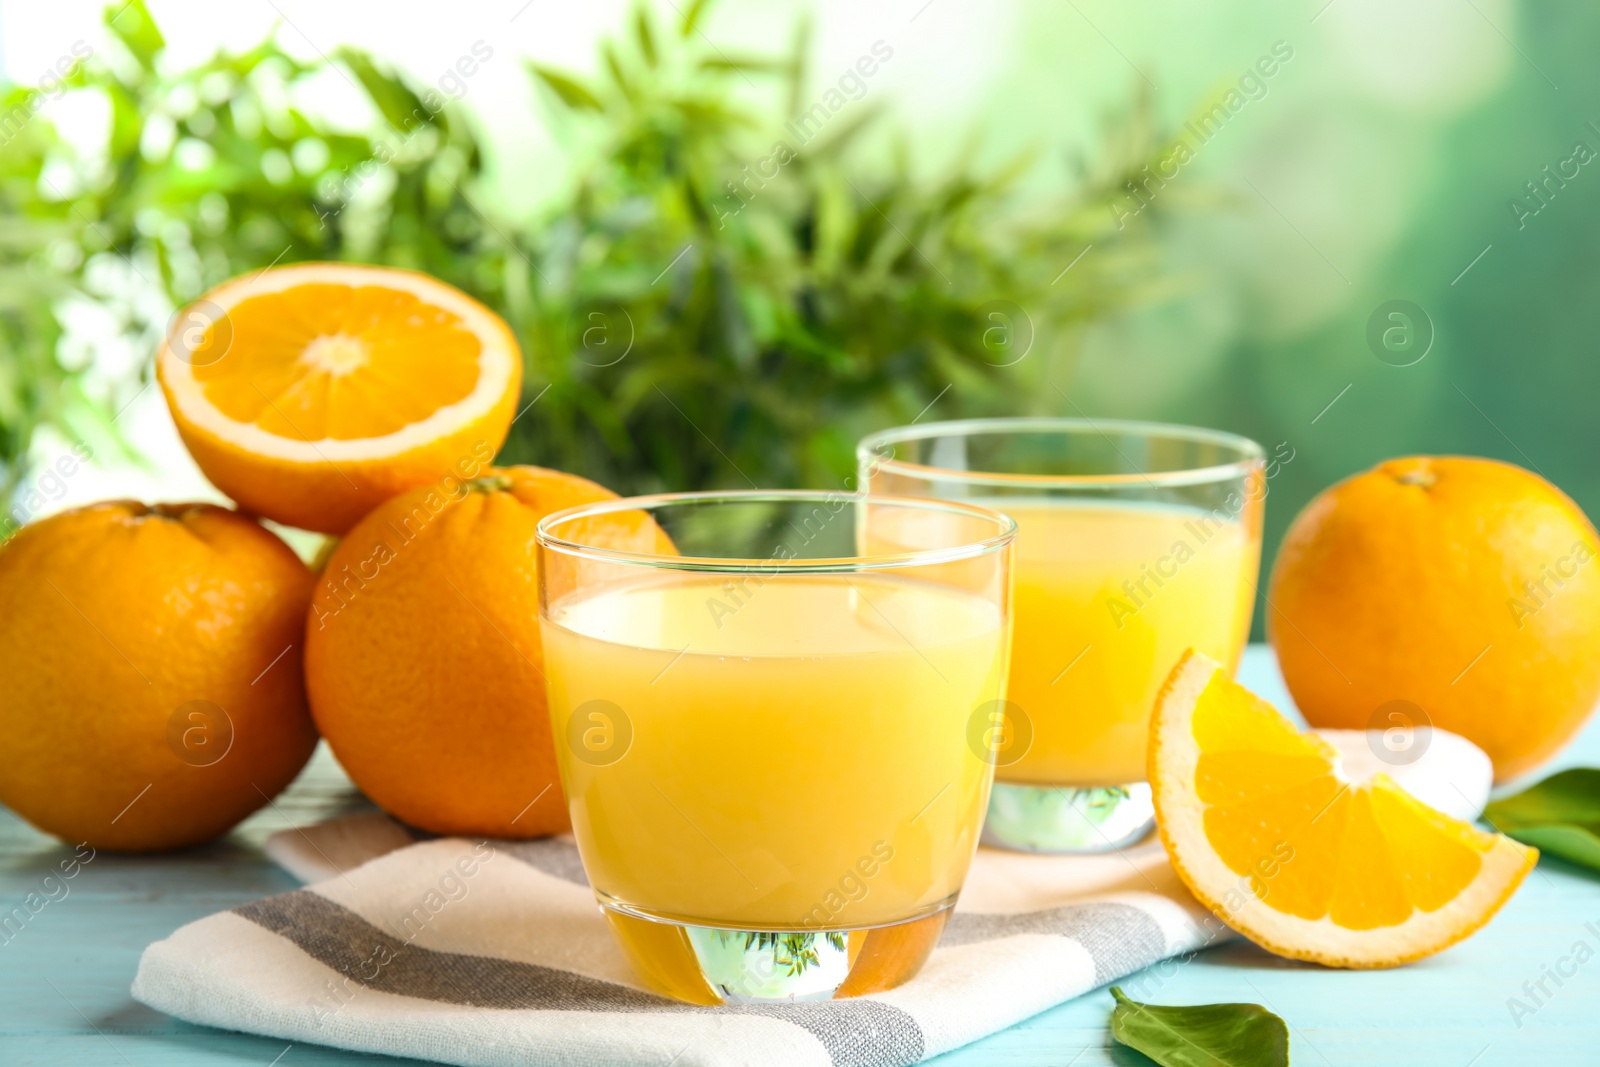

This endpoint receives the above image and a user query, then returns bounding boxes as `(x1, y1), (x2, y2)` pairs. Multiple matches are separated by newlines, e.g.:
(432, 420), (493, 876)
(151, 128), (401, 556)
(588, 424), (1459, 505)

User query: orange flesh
(191, 283), (482, 440)
(1190, 674), (1489, 930)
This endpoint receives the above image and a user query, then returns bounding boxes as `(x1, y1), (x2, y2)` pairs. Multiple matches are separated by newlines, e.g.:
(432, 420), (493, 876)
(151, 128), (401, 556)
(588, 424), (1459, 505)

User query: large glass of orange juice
(860, 419), (1265, 853)
(536, 492), (1014, 1004)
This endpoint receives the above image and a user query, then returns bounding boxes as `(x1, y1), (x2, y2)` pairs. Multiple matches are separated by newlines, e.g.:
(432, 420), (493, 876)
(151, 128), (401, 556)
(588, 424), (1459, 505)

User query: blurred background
(2, 0), (1594, 636)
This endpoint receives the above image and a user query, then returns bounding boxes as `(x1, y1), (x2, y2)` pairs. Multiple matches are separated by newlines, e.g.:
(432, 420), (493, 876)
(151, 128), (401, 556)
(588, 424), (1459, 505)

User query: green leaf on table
(1484, 768), (1600, 872)
(1109, 986), (1289, 1067)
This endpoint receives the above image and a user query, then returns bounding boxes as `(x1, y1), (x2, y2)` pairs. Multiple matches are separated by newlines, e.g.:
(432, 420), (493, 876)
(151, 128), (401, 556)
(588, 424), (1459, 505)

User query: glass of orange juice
(535, 491), (1015, 1004)
(859, 419), (1265, 853)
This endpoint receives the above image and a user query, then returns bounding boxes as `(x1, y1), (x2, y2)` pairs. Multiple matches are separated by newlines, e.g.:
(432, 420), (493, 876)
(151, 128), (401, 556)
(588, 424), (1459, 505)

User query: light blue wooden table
(3, 646), (1597, 1065)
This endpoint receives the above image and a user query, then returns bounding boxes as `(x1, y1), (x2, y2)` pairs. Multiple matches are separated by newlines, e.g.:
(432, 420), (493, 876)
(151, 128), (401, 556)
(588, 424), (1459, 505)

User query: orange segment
(193, 284), (483, 440)
(157, 264), (522, 534)
(1151, 650), (1536, 968)
(1203, 774), (1349, 920)
(1326, 788), (1411, 930)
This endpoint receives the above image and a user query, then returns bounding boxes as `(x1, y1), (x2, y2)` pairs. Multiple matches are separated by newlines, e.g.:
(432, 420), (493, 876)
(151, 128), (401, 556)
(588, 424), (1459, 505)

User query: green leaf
(527, 63), (603, 111)
(784, 15), (810, 117)
(679, 0), (713, 38)
(5, 0), (1179, 521)
(799, 102), (884, 160)
(106, 82), (144, 161)
(698, 54), (786, 74)
(105, 0), (165, 71)
(1485, 768), (1600, 871)
(633, 6), (658, 67)
(337, 48), (429, 136)
(601, 42), (635, 100)
(1109, 987), (1289, 1067)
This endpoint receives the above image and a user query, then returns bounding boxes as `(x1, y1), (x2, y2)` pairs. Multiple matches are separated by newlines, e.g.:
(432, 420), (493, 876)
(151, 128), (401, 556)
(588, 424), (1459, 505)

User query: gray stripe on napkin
(491, 843), (1163, 982)
(235, 890), (924, 1067)
(496, 837), (590, 887)
(236, 890), (661, 1012)
(940, 902), (1165, 984)
(739, 1001), (923, 1067)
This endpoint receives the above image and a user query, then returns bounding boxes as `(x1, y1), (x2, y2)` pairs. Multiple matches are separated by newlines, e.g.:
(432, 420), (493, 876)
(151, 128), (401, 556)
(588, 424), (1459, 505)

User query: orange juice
(1001, 500), (1257, 785)
(540, 571), (1007, 931)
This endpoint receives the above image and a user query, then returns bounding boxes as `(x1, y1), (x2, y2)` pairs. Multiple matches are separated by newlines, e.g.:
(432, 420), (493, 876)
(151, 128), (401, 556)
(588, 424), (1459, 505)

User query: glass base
(981, 780), (1155, 853)
(601, 904), (951, 1005)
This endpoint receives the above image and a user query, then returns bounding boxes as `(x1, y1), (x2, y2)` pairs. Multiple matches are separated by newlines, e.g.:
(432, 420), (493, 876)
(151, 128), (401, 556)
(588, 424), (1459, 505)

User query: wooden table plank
(2, 647), (1597, 1066)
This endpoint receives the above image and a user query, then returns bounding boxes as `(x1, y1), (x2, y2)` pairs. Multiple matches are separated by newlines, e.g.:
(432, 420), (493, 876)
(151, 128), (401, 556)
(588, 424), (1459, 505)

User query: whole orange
(1269, 456), (1600, 781)
(304, 466), (620, 838)
(0, 502), (318, 851)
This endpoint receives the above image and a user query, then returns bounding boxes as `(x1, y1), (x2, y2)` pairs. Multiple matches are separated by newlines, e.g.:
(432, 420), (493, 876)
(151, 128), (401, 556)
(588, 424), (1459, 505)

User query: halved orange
(157, 263), (522, 534)
(1150, 650), (1536, 968)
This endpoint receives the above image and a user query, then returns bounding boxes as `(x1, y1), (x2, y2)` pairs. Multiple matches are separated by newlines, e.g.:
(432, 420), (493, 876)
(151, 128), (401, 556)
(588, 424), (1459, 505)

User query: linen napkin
(133, 811), (1226, 1067)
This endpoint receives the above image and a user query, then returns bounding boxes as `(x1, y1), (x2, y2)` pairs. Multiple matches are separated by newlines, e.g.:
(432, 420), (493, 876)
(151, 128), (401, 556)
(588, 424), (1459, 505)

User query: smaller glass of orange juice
(535, 491), (1015, 1004)
(859, 419), (1265, 853)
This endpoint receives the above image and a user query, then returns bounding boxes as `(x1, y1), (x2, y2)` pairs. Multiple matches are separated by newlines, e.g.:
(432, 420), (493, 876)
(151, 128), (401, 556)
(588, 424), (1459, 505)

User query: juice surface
(1000, 500), (1258, 785)
(541, 571), (1006, 931)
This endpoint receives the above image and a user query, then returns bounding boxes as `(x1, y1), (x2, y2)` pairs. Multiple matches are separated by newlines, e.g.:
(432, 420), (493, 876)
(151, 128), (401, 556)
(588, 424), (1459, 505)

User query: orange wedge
(1150, 650), (1536, 968)
(157, 263), (522, 534)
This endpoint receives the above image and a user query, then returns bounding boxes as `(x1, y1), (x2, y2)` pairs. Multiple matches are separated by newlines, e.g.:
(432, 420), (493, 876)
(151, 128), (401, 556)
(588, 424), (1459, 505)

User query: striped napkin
(132, 811), (1225, 1066)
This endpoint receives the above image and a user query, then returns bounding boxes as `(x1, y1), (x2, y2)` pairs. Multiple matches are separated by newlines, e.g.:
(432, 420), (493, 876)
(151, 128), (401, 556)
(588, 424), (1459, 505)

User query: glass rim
(535, 489), (1019, 574)
(857, 416), (1266, 489)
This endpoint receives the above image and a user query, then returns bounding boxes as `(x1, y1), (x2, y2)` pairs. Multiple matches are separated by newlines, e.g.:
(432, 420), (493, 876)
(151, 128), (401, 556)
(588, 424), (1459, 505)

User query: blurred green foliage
(1, 0), (1180, 512)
